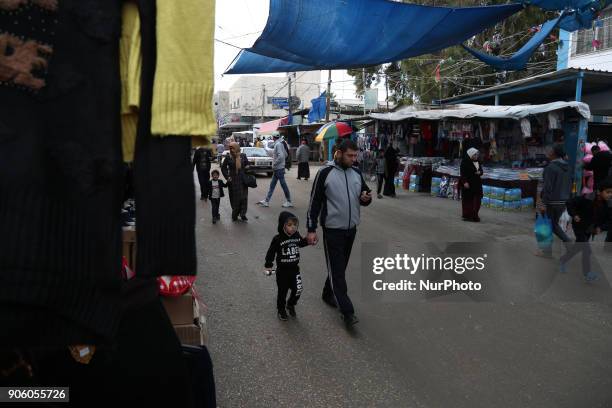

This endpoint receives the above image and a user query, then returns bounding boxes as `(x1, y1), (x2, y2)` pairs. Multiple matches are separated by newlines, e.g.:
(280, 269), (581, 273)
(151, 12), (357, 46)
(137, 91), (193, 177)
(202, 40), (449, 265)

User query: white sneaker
(257, 200), (269, 207)
(282, 201), (294, 208)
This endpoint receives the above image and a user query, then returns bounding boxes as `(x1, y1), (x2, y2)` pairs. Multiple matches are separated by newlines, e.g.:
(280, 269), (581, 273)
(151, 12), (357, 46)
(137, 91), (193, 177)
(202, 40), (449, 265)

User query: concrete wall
(228, 72), (321, 119)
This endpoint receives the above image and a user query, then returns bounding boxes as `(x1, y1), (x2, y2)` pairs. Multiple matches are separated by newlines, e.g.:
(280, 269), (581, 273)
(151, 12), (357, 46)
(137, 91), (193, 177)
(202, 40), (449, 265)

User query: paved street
(195, 164), (612, 408)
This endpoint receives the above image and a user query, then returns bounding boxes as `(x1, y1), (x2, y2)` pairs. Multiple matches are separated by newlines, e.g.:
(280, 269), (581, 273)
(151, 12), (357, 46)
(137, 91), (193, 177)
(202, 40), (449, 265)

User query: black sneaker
(241, 216), (248, 222)
(278, 310), (288, 321)
(342, 313), (359, 327)
(322, 294), (337, 308)
(212, 219), (216, 224)
(287, 305), (296, 318)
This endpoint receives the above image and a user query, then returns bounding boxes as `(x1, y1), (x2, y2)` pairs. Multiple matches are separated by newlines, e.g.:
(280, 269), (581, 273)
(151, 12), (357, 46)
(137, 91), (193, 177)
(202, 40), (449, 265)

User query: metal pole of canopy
(325, 70), (332, 122)
(362, 68), (367, 116)
(288, 73), (292, 125)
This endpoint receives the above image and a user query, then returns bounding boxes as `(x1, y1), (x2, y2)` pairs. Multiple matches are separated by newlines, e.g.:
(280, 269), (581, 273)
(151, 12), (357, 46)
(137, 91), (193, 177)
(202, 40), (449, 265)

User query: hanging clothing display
(133, 0), (197, 278)
(152, 0), (216, 141)
(0, 0), (124, 346)
(548, 111), (562, 130)
(120, 1), (142, 163)
(520, 118), (532, 139)
(1, 0), (212, 346)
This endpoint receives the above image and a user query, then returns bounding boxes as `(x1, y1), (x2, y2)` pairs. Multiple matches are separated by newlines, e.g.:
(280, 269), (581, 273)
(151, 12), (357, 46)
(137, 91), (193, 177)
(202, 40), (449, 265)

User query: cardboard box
(174, 324), (205, 346)
(162, 294), (195, 326)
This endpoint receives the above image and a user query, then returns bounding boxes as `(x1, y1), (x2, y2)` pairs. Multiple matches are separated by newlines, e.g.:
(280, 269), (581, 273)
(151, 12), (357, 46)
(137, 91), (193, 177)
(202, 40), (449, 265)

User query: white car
(242, 147), (274, 176)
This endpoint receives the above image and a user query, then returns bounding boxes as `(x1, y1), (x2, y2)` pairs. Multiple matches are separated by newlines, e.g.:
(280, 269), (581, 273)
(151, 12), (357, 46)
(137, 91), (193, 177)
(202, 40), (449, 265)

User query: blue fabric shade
(462, 14), (562, 71)
(527, 0), (596, 11)
(225, 0), (523, 74)
(308, 92), (328, 123)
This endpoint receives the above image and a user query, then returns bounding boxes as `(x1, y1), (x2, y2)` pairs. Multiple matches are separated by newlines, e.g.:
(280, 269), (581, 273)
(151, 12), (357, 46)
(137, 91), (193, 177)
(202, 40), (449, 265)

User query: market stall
(371, 102), (591, 208)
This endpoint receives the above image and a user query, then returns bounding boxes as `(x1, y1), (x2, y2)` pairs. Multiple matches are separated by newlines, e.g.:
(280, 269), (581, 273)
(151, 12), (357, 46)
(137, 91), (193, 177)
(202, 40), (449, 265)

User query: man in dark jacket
(307, 139), (372, 327)
(193, 147), (213, 201)
(584, 145), (612, 190)
(296, 138), (311, 180)
(540, 145), (572, 256)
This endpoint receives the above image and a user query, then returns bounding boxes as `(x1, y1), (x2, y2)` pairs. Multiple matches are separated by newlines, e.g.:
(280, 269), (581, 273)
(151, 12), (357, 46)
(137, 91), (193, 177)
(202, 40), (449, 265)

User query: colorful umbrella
(314, 121), (353, 142)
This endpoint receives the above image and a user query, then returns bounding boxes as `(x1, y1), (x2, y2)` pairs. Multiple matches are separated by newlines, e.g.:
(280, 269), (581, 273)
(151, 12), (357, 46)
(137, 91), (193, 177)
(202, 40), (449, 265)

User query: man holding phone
(306, 139), (372, 327)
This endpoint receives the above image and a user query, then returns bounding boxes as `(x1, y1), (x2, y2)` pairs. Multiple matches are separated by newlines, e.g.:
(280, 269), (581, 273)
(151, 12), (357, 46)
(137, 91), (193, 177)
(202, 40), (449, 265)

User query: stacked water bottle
(395, 171), (404, 188)
(431, 177), (441, 196)
(482, 187), (534, 211)
(409, 174), (420, 192)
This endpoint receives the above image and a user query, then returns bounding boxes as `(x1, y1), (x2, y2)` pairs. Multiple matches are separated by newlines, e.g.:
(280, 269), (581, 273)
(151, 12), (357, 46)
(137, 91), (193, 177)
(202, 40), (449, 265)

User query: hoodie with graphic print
(265, 211), (309, 270)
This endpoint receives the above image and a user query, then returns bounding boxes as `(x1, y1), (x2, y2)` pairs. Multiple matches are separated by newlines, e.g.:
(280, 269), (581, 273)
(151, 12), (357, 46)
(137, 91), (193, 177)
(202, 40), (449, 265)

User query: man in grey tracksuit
(541, 144), (572, 256)
(307, 139), (372, 327)
(259, 134), (293, 207)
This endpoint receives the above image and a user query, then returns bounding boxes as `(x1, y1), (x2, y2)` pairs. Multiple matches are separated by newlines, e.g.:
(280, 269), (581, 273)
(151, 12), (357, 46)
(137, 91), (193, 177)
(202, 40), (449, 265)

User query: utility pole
(385, 75), (389, 112)
(288, 73), (292, 125)
(362, 68), (367, 116)
(325, 70), (332, 122)
(261, 84), (265, 122)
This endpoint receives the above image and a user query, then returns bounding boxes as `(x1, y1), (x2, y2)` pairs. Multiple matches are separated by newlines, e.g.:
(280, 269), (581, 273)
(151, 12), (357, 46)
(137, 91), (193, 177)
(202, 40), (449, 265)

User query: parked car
(242, 147), (274, 176)
(261, 139), (275, 158)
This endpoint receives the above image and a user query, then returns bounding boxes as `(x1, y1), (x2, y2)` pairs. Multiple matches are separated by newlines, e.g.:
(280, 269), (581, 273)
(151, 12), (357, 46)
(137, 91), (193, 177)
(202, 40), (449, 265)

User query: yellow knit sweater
(120, 1), (141, 163)
(152, 0), (217, 141)
(120, 1), (216, 162)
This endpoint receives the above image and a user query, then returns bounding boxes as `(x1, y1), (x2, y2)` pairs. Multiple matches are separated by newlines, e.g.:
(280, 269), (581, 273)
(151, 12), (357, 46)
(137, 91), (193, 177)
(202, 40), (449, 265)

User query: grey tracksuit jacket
(307, 162), (372, 232)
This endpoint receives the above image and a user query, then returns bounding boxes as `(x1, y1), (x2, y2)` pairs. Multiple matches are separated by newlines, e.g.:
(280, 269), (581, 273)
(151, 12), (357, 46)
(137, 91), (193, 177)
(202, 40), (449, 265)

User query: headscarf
(229, 142), (241, 170)
(467, 148), (479, 159)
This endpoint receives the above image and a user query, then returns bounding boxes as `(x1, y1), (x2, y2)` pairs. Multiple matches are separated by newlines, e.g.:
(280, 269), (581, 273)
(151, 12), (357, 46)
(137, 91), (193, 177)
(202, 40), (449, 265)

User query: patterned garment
(0, 0), (58, 91)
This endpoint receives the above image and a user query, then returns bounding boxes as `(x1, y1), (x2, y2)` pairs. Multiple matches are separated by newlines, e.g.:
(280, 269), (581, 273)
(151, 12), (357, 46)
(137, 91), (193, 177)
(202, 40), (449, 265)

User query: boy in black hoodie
(560, 178), (612, 281)
(265, 212), (310, 321)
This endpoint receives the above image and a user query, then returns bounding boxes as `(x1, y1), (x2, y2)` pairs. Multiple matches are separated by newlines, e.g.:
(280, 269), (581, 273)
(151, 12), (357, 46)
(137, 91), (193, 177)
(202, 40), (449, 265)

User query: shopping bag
(534, 213), (553, 250)
(559, 210), (572, 233)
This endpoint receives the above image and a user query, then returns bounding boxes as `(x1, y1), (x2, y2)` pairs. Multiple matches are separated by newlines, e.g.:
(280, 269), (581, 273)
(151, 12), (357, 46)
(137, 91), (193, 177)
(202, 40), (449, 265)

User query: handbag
(240, 171), (257, 188)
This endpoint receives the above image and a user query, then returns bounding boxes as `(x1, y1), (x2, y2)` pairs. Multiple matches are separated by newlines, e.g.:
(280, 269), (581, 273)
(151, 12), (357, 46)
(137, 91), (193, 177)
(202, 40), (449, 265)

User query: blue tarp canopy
(308, 92), (328, 123)
(225, 0), (523, 74)
(527, 0), (596, 11)
(463, 14), (562, 71)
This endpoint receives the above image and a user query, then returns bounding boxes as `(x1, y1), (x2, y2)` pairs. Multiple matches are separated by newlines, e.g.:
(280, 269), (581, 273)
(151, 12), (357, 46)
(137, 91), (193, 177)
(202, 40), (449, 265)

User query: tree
(347, 0), (557, 105)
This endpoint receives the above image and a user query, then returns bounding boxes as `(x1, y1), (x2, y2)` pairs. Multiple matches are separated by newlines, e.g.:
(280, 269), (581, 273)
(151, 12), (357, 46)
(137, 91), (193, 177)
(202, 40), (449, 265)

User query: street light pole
(288, 73), (292, 125)
(362, 68), (366, 116)
(325, 70), (332, 122)
(261, 84), (265, 122)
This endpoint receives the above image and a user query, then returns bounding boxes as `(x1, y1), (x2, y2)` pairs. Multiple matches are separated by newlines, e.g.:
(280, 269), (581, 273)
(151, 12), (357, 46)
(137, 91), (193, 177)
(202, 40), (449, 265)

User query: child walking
(207, 169), (226, 224)
(265, 212), (310, 321)
(560, 178), (612, 281)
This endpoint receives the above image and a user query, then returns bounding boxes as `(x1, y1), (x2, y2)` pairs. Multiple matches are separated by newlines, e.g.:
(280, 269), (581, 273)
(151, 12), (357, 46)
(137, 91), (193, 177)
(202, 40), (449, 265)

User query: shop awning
(254, 117), (289, 134)
(225, 0), (522, 74)
(370, 102), (591, 122)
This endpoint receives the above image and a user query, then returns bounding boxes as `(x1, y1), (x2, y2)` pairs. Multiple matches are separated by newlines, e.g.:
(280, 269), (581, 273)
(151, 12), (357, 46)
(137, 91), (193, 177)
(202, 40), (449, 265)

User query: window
(572, 10), (612, 56)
